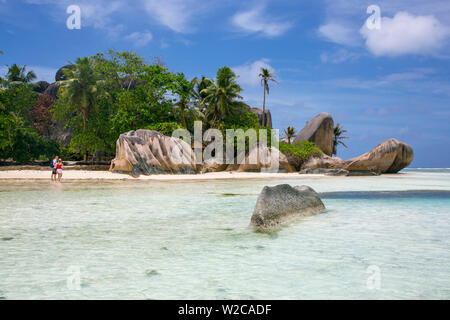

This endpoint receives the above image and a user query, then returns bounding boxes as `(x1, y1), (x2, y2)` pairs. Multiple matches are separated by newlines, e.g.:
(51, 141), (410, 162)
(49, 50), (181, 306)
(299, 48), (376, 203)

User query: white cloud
(232, 59), (275, 87)
(125, 31), (153, 47)
(142, 0), (212, 33)
(320, 49), (360, 63)
(318, 23), (359, 46)
(232, 5), (292, 37)
(25, 0), (125, 37)
(360, 11), (449, 56)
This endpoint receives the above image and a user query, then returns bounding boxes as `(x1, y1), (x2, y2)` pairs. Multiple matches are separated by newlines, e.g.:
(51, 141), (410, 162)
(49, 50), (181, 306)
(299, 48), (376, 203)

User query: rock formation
(302, 138), (413, 174)
(110, 130), (197, 176)
(55, 64), (75, 82)
(294, 112), (334, 156)
(344, 139), (413, 173)
(43, 83), (61, 100)
(32, 81), (50, 94)
(250, 107), (272, 128)
(201, 146), (295, 173)
(251, 184), (325, 230)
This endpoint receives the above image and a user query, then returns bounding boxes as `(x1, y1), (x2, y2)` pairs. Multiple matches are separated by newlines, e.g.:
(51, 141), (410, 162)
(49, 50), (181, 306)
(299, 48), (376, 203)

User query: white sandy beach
(0, 169), (322, 181)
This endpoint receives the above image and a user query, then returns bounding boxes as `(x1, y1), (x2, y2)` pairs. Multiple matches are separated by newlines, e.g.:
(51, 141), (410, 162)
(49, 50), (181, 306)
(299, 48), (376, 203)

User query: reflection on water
(0, 171), (449, 299)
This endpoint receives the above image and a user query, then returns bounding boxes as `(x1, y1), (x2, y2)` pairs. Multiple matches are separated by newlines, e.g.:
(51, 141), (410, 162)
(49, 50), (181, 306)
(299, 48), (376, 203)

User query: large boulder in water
(110, 130), (197, 176)
(251, 184), (325, 230)
(344, 139), (413, 173)
(294, 113), (334, 156)
(250, 107), (272, 128)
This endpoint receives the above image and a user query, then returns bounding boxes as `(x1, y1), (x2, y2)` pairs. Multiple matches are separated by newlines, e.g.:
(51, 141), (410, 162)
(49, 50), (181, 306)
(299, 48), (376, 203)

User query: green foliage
(3, 64), (36, 87)
(1, 50), (282, 163)
(52, 56), (108, 158)
(279, 140), (323, 170)
(0, 84), (57, 162)
(259, 67), (278, 112)
(283, 126), (296, 144)
(201, 67), (245, 123)
(143, 122), (184, 136)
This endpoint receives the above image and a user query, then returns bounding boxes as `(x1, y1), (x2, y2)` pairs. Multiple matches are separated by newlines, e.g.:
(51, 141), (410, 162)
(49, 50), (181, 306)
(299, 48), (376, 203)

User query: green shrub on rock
(279, 140), (323, 170)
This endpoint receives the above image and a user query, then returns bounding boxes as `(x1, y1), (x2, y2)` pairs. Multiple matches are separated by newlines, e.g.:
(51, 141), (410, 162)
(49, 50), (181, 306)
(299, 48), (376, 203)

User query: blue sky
(1, 0), (449, 167)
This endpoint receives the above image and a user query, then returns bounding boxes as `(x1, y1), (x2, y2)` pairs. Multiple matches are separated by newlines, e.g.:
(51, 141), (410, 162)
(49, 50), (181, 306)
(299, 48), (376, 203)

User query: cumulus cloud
(360, 11), (450, 56)
(232, 5), (292, 37)
(125, 31), (153, 47)
(142, 0), (215, 33)
(318, 23), (359, 46)
(231, 59), (275, 87)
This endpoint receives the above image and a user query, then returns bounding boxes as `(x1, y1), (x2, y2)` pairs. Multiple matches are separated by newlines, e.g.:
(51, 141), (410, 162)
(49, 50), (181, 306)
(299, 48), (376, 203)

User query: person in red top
(56, 158), (64, 182)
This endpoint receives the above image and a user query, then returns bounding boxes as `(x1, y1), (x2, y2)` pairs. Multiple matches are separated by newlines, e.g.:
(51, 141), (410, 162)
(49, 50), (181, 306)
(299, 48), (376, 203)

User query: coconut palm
(56, 57), (104, 160)
(4, 64), (36, 86)
(201, 67), (244, 123)
(258, 67), (278, 114)
(333, 123), (349, 156)
(283, 126), (296, 144)
(173, 78), (205, 128)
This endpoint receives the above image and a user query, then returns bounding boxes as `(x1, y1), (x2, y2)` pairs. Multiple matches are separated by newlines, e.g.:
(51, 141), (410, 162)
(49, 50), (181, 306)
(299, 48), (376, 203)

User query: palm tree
(333, 123), (349, 156)
(201, 67), (244, 123)
(258, 67), (278, 114)
(57, 57), (104, 160)
(173, 78), (205, 128)
(283, 126), (296, 144)
(4, 64), (36, 86)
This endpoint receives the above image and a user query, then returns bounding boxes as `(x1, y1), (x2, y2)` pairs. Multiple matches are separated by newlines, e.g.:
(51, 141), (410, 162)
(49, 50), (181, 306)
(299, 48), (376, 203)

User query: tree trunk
(262, 85), (266, 127)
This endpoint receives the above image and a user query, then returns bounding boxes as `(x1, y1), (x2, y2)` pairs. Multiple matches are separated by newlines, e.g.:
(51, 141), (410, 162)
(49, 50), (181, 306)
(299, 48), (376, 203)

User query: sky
(1, 0), (449, 167)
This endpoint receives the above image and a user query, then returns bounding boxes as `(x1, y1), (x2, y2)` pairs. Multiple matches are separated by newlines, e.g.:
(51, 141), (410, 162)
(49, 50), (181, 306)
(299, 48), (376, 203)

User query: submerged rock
(294, 112), (334, 156)
(110, 130), (197, 176)
(251, 184), (325, 230)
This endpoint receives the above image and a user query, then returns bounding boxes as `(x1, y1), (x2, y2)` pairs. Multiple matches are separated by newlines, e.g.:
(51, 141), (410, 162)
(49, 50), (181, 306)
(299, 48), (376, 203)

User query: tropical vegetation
(279, 140), (323, 170)
(0, 50), (264, 163)
(332, 123), (349, 156)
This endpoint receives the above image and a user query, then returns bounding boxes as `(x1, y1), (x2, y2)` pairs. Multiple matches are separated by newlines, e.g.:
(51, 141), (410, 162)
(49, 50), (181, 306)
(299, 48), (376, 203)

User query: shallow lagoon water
(0, 169), (449, 299)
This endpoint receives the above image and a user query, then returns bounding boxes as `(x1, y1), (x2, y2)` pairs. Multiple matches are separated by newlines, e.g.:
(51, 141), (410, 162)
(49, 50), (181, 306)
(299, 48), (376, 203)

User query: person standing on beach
(56, 158), (63, 182)
(51, 156), (58, 181)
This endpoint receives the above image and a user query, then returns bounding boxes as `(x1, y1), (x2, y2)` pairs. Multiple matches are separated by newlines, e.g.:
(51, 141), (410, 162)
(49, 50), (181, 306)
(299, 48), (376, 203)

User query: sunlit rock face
(294, 112), (334, 156)
(302, 138), (414, 174)
(110, 130), (197, 176)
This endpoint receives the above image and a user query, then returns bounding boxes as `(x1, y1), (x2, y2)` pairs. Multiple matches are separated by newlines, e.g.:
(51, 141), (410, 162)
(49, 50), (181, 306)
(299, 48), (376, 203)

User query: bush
(279, 140), (323, 170)
(143, 122), (184, 136)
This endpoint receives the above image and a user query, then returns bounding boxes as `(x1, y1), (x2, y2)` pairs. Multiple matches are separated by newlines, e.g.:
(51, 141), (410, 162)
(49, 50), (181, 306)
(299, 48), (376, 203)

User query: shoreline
(0, 169), (414, 181)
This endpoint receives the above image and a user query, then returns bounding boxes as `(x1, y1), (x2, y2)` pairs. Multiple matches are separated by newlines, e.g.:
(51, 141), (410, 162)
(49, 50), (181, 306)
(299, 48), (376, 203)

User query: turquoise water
(0, 169), (449, 299)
